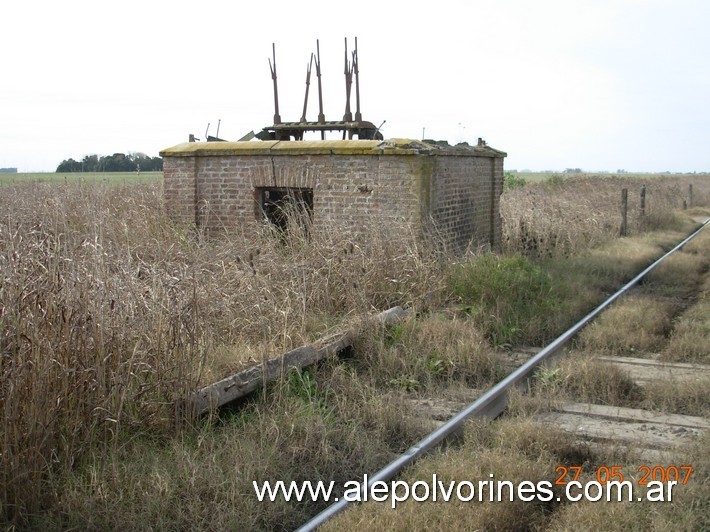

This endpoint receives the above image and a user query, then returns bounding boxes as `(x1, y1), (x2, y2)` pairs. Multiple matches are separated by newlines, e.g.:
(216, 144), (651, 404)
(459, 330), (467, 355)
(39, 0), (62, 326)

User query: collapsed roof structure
(255, 38), (383, 142)
(161, 37), (507, 252)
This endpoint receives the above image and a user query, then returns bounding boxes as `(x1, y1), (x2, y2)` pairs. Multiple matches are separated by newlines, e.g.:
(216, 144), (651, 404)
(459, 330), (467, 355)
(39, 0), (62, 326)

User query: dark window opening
(258, 187), (314, 232)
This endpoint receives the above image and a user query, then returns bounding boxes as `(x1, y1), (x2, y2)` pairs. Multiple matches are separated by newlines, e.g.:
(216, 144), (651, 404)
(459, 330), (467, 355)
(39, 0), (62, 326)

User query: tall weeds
(0, 182), (446, 523)
(0, 184), (202, 519)
(1, 173), (707, 524)
(501, 175), (707, 258)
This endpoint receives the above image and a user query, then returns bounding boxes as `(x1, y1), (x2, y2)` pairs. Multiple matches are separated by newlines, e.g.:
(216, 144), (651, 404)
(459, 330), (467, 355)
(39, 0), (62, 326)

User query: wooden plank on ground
(556, 402), (710, 430)
(535, 403), (708, 451)
(598, 356), (710, 385)
(190, 306), (407, 415)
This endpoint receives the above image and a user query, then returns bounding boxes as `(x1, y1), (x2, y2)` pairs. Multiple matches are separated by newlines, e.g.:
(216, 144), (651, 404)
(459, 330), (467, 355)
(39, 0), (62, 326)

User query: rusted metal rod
(269, 43), (281, 125)
(354, 36), (362, 122)
(300, 53), (315, 124)
(343, 37), (354, 123)
(315, 39), (325, 136)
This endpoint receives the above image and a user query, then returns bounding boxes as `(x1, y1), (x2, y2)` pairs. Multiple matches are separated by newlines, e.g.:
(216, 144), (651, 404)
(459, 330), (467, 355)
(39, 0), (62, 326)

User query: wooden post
(689, 184), (693, 208)
(640, 185), (646, 217)
(620, 188), (628, 236)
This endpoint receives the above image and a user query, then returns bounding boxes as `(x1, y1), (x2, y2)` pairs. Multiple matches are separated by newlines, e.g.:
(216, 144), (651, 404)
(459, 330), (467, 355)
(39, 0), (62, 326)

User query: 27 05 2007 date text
(555, 465), (693, 486)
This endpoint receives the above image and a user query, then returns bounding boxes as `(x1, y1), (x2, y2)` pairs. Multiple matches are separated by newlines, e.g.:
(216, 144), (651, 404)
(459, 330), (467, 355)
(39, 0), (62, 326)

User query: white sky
(2, 0), (709, 172)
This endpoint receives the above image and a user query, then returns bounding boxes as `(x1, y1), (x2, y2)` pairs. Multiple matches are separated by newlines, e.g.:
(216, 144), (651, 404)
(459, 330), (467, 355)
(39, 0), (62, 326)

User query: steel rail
(296, 219), (709, 532)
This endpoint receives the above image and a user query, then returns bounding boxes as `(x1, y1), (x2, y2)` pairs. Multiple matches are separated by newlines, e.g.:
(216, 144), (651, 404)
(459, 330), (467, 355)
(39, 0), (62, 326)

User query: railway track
(297, 218), (710, 531)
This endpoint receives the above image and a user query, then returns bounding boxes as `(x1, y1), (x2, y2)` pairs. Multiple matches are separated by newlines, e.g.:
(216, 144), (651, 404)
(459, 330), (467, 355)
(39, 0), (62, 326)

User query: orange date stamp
(555, 465), (694, 486)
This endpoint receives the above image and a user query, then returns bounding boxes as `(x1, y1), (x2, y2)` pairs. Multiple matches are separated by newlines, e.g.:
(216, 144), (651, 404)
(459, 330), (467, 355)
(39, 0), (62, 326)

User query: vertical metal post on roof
(269, 43), (281, 125)
(354, 36), (362, 122)
(343, 37), (354, 123)
(315, 40), (326, 139)
(300, 54), (314, 126)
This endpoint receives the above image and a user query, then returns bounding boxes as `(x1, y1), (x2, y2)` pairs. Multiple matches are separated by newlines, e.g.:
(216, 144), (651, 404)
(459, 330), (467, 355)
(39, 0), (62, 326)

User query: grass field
(0, 171), (162, 186)
(0, 172), (708, 529)
(511, 171), (709, 183)
(3, 170), (705, 186)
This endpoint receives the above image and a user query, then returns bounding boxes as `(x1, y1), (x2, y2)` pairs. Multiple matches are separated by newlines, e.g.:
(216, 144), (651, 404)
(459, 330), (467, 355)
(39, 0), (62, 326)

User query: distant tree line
(56, 153), (162, 173)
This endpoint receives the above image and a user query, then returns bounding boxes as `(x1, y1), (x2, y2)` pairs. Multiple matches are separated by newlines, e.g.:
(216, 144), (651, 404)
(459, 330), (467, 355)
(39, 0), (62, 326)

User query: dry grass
(1, 173), (708, 528)
(575, 242), (707, 358)
(326, 415), (633, 531)
(537, 236), (679, 345)
(530, 353), (710, 418)
(680, 221), (710, 254)
(535, 356), (642, 406)
(561, 238), (663, 285)
(325, 418), (572, 531)
(663, 262), (710, 363)
(501, 174), (705, 258)
(31, 383), (424, 531)
(1, 183), (201, 521)
(0, 181), (446, 524)
(640, 376), (710, 418)
(352, 314), (501, 392)
(643, 248), (708, 298)
(663, 301), (710, 363)
(577, 295), (677, 355)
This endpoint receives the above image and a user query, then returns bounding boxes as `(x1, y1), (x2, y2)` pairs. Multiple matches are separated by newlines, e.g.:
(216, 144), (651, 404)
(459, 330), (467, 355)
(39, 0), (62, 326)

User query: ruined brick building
(160, 39), (506, 251)
(160, 137), (506, 252)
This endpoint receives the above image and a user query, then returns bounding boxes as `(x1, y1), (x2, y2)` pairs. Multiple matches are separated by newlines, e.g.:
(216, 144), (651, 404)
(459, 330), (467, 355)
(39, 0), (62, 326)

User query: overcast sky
(2, 0), (709, 173)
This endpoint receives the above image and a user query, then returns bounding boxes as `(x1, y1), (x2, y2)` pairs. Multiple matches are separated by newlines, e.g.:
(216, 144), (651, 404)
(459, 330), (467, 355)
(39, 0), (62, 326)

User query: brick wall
(163, 156), (197, 226)
(161, 139), (506, 251)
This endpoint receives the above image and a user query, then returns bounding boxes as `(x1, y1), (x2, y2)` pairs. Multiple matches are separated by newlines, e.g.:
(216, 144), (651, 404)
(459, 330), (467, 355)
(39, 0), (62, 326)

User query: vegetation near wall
(0, 173), (708, 528)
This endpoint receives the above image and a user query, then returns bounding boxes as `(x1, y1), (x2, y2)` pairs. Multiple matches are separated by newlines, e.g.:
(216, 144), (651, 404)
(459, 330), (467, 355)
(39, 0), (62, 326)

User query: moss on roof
(160, 139), (506, 158)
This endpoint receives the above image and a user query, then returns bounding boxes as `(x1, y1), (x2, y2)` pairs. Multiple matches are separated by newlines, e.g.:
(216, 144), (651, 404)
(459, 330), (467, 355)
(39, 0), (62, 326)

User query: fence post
(620, 188), (628, 236)
(689, 184), (693, 209)
(640, 185), (646, 217)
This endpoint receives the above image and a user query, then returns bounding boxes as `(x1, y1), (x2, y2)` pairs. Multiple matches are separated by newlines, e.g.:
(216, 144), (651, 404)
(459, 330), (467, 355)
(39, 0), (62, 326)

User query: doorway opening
(257, 187), (314, 232)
